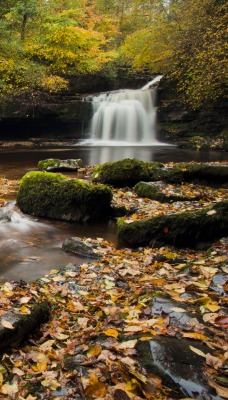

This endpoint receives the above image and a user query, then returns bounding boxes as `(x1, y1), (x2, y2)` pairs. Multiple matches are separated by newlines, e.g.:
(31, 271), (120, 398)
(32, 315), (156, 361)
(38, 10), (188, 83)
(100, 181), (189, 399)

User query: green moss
(38, 159), (61, 171)
(117, 201), (228, 248)
(92, 158), (164, 187)
(17, 171), (112, 222)
(134, 182), (167, 202)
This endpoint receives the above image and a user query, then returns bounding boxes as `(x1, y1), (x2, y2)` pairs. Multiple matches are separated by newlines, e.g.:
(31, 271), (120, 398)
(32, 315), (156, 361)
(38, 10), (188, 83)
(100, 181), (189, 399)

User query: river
(0, 143), (227, 281)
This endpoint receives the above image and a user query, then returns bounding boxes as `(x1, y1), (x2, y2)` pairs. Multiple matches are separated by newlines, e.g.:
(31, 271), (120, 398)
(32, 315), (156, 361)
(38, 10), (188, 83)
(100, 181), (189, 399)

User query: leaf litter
(0, 171), (227, 399)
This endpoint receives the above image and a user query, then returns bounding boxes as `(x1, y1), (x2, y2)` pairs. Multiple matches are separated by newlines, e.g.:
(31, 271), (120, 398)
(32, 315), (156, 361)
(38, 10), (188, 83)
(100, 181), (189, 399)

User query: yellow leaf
(41, 379), (60, 390)
(49, 269), (59, 274)
(1, 319), (14, 330)
(103, 328), (119, 338)
(87, 344), (102, 358)
(182, 332), (209, 341)
(206, 303), (220, 312)
(85, 373), (107, 398)
(20, 305), (31, 314)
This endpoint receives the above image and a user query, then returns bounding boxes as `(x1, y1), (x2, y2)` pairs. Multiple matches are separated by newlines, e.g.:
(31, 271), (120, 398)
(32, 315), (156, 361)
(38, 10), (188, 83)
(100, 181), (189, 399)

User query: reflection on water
(0, 203), (116, 281)
(0, 145), (227, 179)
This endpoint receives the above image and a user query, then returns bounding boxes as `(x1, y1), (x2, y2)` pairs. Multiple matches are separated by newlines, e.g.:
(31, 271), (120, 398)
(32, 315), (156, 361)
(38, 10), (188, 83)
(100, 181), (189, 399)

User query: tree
(0, 0), (116, 98)
(121, 0), (228, 108)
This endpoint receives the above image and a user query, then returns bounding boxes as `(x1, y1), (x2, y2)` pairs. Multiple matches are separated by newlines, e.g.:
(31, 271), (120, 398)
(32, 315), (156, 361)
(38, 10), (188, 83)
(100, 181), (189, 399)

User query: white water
(85, 75), (163, 146)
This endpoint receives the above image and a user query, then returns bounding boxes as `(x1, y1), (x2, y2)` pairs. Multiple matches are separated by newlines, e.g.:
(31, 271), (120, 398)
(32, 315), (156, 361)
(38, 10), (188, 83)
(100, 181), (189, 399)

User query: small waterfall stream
(86, 75), (163, 145)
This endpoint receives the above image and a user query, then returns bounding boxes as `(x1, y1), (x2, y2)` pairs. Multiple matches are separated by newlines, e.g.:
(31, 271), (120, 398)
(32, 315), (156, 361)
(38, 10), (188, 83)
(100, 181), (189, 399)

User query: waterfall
(87, 75), (163, 145)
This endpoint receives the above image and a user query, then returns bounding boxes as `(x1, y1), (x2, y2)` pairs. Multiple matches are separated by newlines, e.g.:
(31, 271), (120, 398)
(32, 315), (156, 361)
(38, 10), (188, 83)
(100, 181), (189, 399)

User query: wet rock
(137, 337), (222, 400)
(62, 237), (103, 258)
(151, 295), (203, 330)
(0, 302), (50, 354)
(38, 158), (83, 172)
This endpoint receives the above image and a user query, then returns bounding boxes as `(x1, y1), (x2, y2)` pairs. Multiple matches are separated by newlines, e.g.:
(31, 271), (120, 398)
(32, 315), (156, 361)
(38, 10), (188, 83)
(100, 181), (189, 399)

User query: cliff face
(157, 79), (228, 151)
(0, 74), (227, 151)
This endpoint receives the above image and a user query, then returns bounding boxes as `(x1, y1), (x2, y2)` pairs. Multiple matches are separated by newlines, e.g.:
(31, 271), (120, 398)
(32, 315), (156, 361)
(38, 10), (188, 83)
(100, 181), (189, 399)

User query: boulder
(17, 171), (112, 222)
(92, 158), (228, 187)
(137, 337), (219, 400)
(38, 158), (83, 172)
(92, 158), (164, 187)
(62, 237), (102, 258)
(117, 201), (228, 248)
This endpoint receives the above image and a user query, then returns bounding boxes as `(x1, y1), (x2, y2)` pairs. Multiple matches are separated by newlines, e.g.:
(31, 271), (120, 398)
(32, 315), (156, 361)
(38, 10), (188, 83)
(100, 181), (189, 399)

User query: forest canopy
(0, 0), (227, 108)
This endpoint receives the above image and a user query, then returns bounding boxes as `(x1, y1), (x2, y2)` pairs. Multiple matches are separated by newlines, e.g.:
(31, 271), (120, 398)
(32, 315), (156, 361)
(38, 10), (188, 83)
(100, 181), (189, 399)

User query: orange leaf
(163, 226), (169, 234)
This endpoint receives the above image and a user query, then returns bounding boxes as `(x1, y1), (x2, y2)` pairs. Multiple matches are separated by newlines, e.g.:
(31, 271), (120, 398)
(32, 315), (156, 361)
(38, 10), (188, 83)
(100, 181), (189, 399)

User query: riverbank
(0, 162), (227, 399)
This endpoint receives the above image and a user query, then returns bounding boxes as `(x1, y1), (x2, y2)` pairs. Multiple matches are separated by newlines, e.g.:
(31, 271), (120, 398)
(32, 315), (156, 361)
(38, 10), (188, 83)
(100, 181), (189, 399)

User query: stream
(0, 144), (227, 281)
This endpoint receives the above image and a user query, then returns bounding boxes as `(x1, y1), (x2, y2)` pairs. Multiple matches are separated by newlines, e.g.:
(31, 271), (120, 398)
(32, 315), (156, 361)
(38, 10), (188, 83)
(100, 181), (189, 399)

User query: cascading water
(87, 75), (163, 145)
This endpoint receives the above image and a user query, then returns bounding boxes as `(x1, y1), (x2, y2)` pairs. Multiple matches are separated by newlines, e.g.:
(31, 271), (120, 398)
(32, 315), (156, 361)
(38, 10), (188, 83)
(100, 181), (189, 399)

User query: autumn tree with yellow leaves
(0, 0), (227, 108)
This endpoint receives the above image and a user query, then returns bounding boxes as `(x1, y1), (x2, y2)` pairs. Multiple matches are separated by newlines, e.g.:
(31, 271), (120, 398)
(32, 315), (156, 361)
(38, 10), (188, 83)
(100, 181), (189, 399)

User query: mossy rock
(92, 158), (164, 187)
(180, 163), (228, 184)
(134, 181), (201, 203)
(0, 302), (50, 354)
(117, 201), (228, 248)
(17, 171), (112, 222)
(38, 158), (83, 172)
(92, 158), (228, 187)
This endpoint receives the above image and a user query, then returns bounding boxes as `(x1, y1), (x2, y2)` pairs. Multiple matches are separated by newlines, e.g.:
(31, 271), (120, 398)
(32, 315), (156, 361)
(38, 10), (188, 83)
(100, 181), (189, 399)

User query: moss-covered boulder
(92, 158), (164, 187)
(17, 172), (112, 222)
(181, 163), (228, 184)
(38, 158), (83, 172)
(92, 158), (228, 187)
(117, 201), (228, 248)
(134, 181), (202, 202)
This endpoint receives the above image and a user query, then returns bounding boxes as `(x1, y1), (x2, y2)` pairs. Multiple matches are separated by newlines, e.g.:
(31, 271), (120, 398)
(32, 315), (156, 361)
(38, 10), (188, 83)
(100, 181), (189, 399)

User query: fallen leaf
(189, 346), (206, 357)
(103, 328), (119, 338)
(1, 381), (19, 396)
(1, 319), (14, 330)
(124, 326), (143, 332)
(87, 344), (102, 357)
(182, 332), (209, 341)
(117, 340), (137, 350)
(214, 315), (228, 328)
(170, 307), (186, 313)
(207, 209), (216, 215)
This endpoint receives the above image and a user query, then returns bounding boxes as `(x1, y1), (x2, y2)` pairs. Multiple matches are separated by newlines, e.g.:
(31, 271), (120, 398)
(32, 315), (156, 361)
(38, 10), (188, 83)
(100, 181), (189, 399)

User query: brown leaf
(214, 315), (228, 328)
